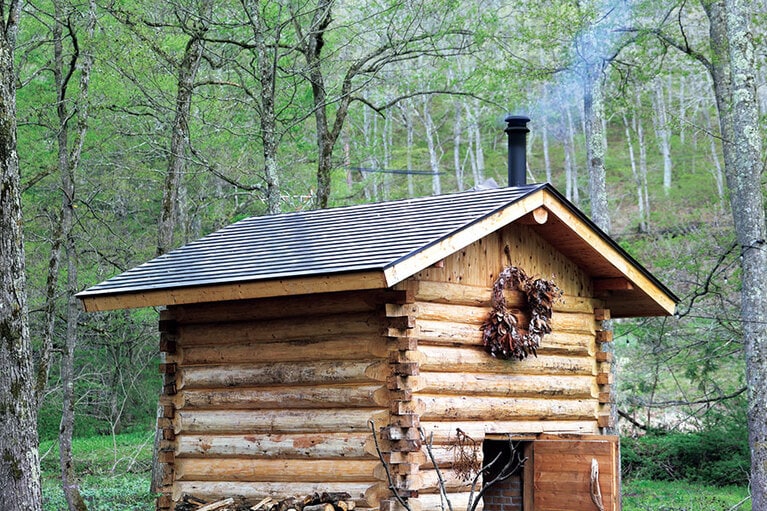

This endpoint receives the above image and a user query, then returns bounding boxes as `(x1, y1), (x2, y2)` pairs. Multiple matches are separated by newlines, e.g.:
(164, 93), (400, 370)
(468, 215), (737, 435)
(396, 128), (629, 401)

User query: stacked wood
(175, 492), (357, 511)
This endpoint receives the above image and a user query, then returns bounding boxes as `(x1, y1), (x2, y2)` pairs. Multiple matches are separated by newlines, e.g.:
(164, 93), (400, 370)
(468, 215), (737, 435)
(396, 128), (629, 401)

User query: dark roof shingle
(80, 184), (544, 297)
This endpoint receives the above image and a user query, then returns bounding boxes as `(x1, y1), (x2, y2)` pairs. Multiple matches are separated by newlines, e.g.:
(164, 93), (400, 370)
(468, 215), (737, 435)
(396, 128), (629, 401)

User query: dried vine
(481, 266), (562, 360)
(448, 428), (482, 482)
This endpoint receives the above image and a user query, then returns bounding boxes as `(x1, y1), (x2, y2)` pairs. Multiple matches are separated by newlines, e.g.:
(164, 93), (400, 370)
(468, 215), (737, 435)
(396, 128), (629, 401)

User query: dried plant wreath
(482, 265), (562, 360)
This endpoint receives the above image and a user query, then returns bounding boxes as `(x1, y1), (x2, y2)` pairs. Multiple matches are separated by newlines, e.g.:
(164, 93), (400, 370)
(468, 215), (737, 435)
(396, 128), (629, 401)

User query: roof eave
(78, 270), (389, 312)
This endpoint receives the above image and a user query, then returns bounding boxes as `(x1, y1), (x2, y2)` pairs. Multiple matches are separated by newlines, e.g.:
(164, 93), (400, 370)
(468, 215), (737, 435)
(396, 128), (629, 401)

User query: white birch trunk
(420, 95), (441, 195)
(652, 78), (673, 194)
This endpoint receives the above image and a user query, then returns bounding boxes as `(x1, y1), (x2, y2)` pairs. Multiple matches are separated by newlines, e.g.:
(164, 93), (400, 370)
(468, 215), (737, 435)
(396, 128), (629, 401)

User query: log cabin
(77, 119), (677, 511)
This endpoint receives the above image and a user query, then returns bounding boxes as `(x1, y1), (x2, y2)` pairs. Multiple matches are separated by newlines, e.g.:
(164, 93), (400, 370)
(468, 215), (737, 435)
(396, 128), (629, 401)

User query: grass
(624, 479), (751, 511)
(40, 432), (752, 511)
(40, 430), (156, 511)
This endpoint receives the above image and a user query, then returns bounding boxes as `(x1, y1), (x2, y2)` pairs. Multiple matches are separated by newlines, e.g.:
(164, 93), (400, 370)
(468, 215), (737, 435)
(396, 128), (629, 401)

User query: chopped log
(277, 497), (303, 511)
(250, 497), (275, 511)
(303, 504), (333, 511)
(197, 498), (235, 511)
(172, 482), (374, 506)
(336, 500), (355, 511)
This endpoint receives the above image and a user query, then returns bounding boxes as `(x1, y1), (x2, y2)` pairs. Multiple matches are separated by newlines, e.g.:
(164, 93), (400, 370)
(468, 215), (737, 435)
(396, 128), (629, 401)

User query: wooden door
(525, 435), (619, 511)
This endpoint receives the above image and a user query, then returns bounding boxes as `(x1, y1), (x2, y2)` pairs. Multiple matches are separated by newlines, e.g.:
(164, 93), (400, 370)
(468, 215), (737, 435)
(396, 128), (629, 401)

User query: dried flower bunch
(482, 265), (562, 360)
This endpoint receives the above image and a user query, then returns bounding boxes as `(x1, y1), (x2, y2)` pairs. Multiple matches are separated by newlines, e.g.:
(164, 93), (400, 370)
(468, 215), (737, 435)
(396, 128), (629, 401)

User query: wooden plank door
(528, 435), (619, 511)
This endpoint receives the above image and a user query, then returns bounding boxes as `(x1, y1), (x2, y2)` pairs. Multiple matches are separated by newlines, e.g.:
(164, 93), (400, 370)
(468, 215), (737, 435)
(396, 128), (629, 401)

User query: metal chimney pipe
(505, 114), (530, 187)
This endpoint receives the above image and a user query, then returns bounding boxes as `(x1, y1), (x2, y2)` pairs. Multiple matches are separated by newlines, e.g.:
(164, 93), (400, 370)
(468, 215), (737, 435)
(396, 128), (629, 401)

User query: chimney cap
(504, 114), (531, 131)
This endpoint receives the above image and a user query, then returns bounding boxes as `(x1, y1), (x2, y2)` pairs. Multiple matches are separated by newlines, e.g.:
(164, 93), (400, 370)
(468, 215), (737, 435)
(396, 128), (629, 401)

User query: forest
(0, 0), (765, 509)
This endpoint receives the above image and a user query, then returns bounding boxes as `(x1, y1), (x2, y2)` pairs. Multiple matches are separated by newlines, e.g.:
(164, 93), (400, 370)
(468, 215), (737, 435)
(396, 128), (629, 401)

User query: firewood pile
(175, 492), (356, 511)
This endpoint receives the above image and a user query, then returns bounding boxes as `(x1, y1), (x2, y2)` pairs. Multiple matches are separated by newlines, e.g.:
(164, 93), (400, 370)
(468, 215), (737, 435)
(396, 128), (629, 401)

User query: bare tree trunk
(156, 15), (207, 256)
(541, 119), (552, 183)
(453, 99), (464, 191)
(0, 1), (44, 509)
(678, 74), (686, 145)
(584, 64), (610, 233)
(383, 112), (392, 200)
(52, 1), (95, 508)
(720, 0), (767, 505)
(652, 77), (673, 194)
(243, 0), (281, 214)
(565, 105), (579, 206)
(472, 100), (485, 184)
(703, 108), (725, 203)
(420, 95), (442, 195)
(622, 113), (647, 232)
(400, 101), (415, 196)
(635, 96), (651, 225)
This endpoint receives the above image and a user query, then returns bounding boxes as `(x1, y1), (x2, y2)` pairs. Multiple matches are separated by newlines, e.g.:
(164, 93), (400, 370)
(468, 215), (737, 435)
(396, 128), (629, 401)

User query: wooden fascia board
(542, 191), (677, 316)
(78, 271), (389, 312)
(382, 189), (547, 286)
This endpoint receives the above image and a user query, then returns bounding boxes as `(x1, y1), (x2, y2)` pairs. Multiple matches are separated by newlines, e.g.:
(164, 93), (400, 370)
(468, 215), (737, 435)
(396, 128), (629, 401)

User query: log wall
(397, 223), (613, 510)
(156, 289), (407, 510)
(155, 223), (616, 511)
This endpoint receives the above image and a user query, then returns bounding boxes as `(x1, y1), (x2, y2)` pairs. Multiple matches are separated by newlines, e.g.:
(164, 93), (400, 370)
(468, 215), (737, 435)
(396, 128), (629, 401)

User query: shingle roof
(77, 183), (678, 316)
(80, 184), (544, 297)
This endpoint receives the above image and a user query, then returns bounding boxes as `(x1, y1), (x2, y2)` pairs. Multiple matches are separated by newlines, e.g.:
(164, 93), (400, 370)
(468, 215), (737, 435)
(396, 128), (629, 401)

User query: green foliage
(622, 421), (750, 487)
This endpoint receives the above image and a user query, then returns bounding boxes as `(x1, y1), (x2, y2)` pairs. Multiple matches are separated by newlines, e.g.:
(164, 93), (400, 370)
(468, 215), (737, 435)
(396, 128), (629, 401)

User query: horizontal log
(416, 302), (595, 335)
(168, 289), (403, 324)
(417, 345), (596, 376)
(418, 493), (481, 511)
(178, 312), (382, 346)
(418, 395), (598, 422)
(175, 432), (373, 459)
(180, 337), (389, 365)
(176, 409), (388, 435)
(417, 470), (475, 493)
(178, 361), (380, 390)
(176, 384), (386, 410)
(172, 482), (376, 506)
(419, 420), (600, 443)
(175, 457), (380, 482)
(414, 319), (594, 349)
(415, 302), (489, 324)
(416, 372), (598, 399)
(414, 281), (595, 314)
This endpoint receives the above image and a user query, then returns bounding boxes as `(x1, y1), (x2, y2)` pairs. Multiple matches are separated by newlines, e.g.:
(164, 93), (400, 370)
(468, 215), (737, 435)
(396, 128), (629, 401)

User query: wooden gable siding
(398, 224), (609, 506)
(156, 289), (408, 508)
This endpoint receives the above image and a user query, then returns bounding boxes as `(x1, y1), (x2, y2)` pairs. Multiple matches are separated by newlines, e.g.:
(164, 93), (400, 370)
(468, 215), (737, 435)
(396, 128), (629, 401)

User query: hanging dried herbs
(481, 266), (562, 360)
